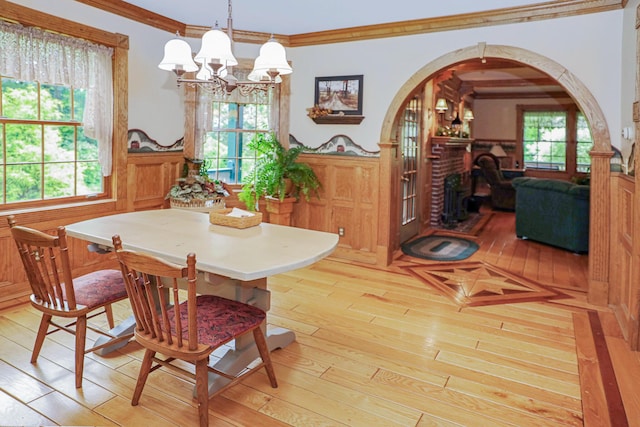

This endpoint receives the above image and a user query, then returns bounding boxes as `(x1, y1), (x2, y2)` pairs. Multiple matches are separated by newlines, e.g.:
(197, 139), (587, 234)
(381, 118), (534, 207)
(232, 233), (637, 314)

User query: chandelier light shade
(248, 37), (292, 82)
(463, 109), (474, 121)
(158, 0), (292, 95)
(194, 25), (238, 70)
(158, 37), (199, 75)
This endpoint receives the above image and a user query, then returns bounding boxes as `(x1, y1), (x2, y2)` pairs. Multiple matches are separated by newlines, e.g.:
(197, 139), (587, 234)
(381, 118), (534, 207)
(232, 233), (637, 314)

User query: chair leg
(252, 327), (278, 388)
(75, 315), (87, 388)
(104, 304), (116, 329)
(31, 314), (51, 364)
(132, 349), (155, 406)
(195, 359), (209, 427)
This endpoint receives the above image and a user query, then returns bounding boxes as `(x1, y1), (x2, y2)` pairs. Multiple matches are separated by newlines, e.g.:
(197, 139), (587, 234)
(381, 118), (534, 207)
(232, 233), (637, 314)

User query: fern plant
(238, 133), (321, 210)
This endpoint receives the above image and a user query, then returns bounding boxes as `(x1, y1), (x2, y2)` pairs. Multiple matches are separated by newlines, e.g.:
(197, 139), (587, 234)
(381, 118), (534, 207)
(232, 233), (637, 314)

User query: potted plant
(238, 133), (321, 211)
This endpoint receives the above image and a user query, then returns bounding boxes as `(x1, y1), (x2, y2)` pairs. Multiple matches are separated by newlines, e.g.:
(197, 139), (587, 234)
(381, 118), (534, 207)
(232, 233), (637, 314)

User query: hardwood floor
(1, 210), (639, 426)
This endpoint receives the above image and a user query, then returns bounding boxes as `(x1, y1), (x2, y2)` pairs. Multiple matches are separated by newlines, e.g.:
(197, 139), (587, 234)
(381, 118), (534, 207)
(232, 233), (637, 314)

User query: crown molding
(74, 0), (187, 35)
(289, 0), (623, 46)
(0, 0), (124, 47)
(70, 0), (622, 47)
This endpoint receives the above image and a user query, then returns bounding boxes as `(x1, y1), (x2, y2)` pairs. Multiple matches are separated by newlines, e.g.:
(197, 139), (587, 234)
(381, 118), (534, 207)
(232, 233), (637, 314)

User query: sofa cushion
(511, 177), (589, 253)
(512, 177), (589, 200)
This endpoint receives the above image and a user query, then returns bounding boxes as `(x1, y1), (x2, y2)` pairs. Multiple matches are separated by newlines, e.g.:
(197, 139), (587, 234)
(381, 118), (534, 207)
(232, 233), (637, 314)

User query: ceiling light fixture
(158, 0), (292, 95)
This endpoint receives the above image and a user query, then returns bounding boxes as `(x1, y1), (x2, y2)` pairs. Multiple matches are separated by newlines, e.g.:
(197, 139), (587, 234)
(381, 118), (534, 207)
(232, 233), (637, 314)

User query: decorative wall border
(289, 134), (379, 157)
(127, 129), (184, 153)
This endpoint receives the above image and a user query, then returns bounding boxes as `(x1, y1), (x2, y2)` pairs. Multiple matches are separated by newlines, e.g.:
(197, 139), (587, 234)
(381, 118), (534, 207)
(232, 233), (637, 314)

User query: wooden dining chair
(7, 215), (132, 388)
(111, 234), (277, 427)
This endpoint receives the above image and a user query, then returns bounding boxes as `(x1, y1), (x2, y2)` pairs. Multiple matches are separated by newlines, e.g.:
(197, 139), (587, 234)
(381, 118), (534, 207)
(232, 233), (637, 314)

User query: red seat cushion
(168, 295), (266, 347)
(72, 269), (128, 308)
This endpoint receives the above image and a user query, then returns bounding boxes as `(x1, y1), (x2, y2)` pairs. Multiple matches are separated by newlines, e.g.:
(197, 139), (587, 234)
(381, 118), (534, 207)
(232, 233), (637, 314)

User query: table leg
(203, 327), (295, 395)
(197, 273), (295, 396)
(93, 316), (136, 355)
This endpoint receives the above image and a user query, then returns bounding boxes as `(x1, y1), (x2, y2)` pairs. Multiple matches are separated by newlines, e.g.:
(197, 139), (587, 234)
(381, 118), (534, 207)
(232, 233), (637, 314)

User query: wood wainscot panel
(292, 154), (380, 264)
(609, 173), (639, 349)
(127, 152), (183, 211)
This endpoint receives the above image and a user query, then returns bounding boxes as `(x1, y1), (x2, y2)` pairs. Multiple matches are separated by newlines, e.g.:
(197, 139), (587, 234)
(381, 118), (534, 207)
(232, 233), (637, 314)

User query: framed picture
(314, 75), (363, 115)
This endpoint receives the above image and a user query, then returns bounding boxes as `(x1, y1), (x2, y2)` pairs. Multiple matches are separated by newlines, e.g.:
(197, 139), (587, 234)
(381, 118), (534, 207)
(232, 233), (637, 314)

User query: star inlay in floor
(402, 261), (566, 307)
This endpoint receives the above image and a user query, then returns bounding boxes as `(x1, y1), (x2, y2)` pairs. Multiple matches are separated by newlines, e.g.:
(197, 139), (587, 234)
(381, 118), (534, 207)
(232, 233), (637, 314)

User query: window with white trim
(519, 106), (592, 173)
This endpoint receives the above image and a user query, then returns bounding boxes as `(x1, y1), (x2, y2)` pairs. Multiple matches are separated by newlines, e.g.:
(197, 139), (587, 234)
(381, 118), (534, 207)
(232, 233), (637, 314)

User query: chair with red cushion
(7, 215), (132, 388)
(111, 234), (277, 427)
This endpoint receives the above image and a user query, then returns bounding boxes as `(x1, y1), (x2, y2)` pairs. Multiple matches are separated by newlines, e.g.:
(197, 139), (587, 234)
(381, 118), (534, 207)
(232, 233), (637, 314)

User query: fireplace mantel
(431, 136), (474, 149)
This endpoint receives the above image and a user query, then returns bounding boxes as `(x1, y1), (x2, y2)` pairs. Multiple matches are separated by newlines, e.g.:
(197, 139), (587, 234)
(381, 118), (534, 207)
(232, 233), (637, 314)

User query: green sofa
(511, 177), (590, 253)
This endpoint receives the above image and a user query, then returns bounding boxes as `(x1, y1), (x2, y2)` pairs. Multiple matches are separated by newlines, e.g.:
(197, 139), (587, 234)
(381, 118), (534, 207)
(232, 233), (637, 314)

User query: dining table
(65, 208), (339, 395)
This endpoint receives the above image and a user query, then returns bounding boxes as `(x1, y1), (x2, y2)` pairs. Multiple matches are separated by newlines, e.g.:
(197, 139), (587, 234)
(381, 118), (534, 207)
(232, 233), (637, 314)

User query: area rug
(433, 212), (492, 236)
(401, 235), (479, 261)
(402, 261), (567, 307)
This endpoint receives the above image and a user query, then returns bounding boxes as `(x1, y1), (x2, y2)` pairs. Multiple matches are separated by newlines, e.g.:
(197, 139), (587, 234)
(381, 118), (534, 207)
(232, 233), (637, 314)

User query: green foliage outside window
(576, 112), (593, 173)
(202, 98), (271, 184)
(0, 77), (102, 204)
(522, 109), (592, 173)
(523, 111), (567, 171)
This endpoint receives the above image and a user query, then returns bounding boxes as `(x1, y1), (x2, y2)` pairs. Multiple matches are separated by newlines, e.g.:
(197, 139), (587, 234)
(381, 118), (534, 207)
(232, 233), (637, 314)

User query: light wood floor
(1, 211), (639, 426)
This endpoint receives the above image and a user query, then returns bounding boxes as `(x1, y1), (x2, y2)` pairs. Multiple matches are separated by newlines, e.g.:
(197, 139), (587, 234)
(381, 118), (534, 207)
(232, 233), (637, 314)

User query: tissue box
(209, 208), (262, 229)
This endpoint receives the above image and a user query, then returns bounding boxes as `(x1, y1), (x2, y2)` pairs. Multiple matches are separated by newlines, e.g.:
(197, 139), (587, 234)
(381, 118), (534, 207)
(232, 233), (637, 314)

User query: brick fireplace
(429, 137), (473, 226)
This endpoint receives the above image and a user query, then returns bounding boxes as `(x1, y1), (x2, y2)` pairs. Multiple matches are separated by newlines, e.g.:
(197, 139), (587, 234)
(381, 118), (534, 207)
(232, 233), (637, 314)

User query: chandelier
(158, 0), (292, 95)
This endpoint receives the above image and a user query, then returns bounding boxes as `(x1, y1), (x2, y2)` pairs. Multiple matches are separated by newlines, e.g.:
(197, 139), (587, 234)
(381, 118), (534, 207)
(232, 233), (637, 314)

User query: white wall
(8, 1), (627, 155)
(472, 98), (570, 140)
(621, 0), (639, 164)
(289, 12), (624, 152)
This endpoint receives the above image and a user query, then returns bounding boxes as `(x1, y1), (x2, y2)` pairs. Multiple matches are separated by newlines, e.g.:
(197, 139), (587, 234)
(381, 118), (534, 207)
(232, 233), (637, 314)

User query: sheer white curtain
(0, 20), (114, 176)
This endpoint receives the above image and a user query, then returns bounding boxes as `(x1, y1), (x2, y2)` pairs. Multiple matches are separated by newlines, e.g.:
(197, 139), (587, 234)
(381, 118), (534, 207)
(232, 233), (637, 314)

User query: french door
(399, 94), (422, 243)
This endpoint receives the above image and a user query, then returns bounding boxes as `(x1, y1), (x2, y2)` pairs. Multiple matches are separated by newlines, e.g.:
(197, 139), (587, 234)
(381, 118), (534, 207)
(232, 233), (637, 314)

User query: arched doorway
(378, 43), (612, 304)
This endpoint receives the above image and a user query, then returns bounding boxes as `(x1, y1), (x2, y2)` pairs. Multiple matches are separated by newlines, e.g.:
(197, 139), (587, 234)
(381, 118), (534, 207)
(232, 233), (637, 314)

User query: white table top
(65, 209), (339, 281)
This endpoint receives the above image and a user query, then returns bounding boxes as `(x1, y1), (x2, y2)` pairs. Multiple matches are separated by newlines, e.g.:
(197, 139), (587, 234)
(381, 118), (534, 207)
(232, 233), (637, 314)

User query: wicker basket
(170, 197), (225, 211)
(209, 208), (262, 229)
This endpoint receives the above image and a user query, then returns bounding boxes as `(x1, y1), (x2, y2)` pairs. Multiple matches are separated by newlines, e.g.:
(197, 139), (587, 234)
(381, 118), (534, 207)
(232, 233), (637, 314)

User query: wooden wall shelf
(311, 115), (365, 125)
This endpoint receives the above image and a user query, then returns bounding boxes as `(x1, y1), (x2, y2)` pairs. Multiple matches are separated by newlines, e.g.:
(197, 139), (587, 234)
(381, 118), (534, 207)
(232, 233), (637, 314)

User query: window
(576, 112), (593, 173)
(0, 77), (102, 204)
(522, 111), (567, 170)
(520, 106), (592, 173)
(201, 92), (272, 184)
(0, 18), (114, 208)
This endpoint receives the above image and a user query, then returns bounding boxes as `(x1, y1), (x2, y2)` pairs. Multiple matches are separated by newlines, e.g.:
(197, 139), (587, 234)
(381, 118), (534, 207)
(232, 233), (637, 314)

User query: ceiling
(122, 0), (557, 35)
(444, 59), (566, 99)
(121, 0), (573, 98)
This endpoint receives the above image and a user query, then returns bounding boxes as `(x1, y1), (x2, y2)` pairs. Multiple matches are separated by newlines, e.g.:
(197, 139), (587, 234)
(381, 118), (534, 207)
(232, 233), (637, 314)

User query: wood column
(377, 141), (399, 265)
(588, 149), (612, 305)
